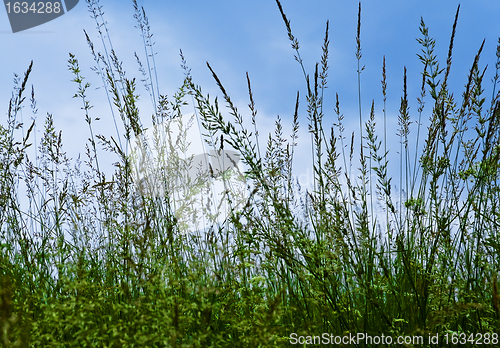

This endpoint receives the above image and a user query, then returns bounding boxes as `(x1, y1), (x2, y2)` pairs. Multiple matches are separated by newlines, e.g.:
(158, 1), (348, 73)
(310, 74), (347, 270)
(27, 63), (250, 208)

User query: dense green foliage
(1, 0), (499, 346)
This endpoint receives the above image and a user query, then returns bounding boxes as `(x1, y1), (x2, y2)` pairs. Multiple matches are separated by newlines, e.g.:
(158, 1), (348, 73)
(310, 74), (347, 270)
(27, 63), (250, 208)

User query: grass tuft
(1, 1), (499, 346)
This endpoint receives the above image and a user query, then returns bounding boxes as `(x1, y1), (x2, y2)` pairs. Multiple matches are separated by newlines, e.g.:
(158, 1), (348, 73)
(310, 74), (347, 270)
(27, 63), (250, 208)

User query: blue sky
(2, 0), (500, 193)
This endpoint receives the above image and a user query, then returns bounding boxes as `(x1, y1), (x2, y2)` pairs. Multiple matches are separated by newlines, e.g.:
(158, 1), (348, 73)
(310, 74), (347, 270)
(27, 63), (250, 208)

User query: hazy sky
(2, 0), (499, 191)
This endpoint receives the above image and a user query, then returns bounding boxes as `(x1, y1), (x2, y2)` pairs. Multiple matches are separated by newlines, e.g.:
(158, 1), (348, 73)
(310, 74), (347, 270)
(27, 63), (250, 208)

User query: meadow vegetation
(1, 0), (499, 346)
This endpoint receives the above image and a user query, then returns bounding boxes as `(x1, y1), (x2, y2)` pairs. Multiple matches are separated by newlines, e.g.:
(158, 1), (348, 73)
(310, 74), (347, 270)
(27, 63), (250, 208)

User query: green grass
(1, 0), (499, 346)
